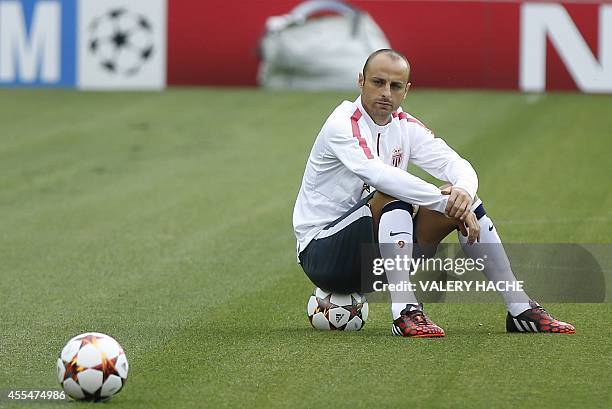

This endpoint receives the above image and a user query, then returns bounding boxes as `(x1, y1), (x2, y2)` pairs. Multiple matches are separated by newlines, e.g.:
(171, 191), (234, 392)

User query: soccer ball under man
(307, 288), (369, 331)
(57, 332), (128, 401)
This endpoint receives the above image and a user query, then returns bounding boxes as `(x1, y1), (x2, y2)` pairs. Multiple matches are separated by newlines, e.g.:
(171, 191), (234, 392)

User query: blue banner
(0, 0), (76, 87)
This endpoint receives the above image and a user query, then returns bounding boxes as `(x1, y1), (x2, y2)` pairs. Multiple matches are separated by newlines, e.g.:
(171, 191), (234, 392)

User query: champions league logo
(87, 8), (155, 77)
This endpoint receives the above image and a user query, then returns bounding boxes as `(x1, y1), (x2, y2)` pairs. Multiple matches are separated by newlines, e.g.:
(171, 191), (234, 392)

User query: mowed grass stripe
(0, 89), (610, 409)
(0, 196), (294, 391)
(128, 274), (610, 409)
(427, 92), (612, 242)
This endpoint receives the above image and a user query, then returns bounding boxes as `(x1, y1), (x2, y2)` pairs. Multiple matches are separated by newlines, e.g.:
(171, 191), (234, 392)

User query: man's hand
(457, 211), (480, 245)
(441, 185), (472, 221)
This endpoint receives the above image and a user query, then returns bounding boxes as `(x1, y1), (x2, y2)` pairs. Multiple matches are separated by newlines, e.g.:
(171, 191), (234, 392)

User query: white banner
(77, 0), (166, 90)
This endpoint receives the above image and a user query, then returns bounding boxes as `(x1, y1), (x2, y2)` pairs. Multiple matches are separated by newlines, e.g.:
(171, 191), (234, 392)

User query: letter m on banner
(520, 4), (612, 93)
(0, 0), (76, 87)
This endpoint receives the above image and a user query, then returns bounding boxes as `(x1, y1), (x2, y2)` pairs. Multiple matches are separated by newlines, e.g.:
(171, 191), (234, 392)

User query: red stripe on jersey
(398, 112), (431, 132)
(398, 111), (430, 130)
(351, 109), (374, 159)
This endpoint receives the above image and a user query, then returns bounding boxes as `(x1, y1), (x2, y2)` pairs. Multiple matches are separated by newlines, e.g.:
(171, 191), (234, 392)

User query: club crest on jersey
(391, 147), (403, 167)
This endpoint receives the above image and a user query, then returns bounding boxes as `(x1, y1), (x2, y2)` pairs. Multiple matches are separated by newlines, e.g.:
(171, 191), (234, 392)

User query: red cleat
(392, 304), (445, 338)
(506, 301), (575, 334)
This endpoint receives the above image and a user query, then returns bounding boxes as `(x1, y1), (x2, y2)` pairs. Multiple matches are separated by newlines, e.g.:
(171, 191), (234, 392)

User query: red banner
(167, 1), (612, 92)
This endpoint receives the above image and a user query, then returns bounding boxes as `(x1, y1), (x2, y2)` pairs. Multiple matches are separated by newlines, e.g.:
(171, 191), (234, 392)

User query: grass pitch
(0, 89), (610, 408)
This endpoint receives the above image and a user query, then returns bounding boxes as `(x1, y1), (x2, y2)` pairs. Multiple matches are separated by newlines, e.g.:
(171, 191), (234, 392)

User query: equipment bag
(258, 0), (391, 90)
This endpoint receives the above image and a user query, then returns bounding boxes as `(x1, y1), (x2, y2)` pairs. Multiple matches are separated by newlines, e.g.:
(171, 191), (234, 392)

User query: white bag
(258, 0), (391, 90)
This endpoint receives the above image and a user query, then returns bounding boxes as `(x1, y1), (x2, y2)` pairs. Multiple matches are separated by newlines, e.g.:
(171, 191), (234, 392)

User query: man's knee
(367, 192), (407, 219)
(367, 191), (415, 235)
(367, 191), (396, 208)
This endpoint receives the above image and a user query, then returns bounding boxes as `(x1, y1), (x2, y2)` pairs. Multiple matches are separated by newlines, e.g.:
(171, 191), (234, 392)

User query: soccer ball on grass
(56, 332), (128, 401)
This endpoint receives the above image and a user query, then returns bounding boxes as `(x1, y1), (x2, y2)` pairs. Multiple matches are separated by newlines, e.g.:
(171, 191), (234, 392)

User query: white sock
(378, 202), (419, 319)
(458, 200), (532, 317)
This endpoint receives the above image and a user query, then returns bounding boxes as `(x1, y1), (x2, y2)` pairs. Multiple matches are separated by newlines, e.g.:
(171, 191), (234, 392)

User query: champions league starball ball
(56, 332), (128, 401)
(307, 288), (369, 331)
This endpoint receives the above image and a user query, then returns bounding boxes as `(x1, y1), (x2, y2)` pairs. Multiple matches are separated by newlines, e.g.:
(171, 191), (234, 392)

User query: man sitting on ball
(292, 49), (575, 337)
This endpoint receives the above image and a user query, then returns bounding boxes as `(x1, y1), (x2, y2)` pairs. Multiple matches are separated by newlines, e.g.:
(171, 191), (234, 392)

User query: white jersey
(293, 96), (478, 254)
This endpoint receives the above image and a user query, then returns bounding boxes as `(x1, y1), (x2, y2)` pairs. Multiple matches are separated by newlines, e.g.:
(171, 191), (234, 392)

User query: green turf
(0, 89), (610, 409)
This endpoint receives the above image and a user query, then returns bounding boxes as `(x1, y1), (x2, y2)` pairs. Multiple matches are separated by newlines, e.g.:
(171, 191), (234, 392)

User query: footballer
(292, 49), (575, 337)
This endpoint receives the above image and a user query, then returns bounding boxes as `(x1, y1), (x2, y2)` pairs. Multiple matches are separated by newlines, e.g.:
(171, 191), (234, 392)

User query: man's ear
(403, 82), (411, 100)
(358, 72), (364, 89)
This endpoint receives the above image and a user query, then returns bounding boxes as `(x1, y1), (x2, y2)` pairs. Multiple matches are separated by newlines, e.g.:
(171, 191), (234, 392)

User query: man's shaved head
(358, 49), (411, 125)
(362, 49), (410, 80)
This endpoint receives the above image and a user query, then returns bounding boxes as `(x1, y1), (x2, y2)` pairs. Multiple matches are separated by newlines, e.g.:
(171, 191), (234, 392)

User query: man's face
(358, 54), (410, 125)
